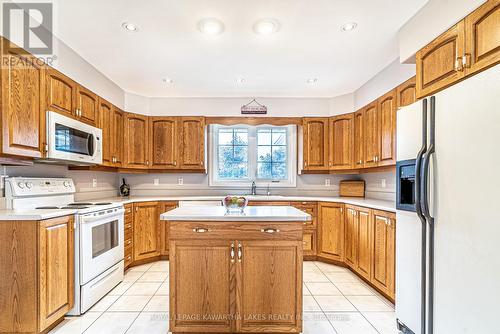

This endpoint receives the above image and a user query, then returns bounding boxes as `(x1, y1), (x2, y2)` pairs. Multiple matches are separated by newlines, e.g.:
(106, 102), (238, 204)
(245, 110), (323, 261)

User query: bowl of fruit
(223, 196), (248, 213)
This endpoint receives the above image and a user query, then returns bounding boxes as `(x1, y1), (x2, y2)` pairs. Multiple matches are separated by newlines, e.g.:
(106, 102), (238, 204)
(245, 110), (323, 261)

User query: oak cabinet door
(416, 21), (466, 98)
(396, 76), (417, 108)
(353, 110), (365, 168)
(363, 102), (380, 168)
(124, 113), (149, 168)
(344, 207), (357, 268)
(302, 118), (329, 170)
(170, 240), (234, 332)
(356, 209), (372, 281)
(236, 240), (302, 333)
(179, 117), (205, 169)
(1, 42), (44, 157)
(318, 203), (345, 261)
(45, 68), (77, 118)
(371, 210), (396, 299)
(99, 98), (113, 166)
(329, 113), (354, 170)
(302, 231), (317, 256)
(377, 90), (397, 167)
(75, 85), (99, 126)
(464, 0), (500, 76)
(111, 107), (124, 166)
(150, 117), (179, 169)
(38, 216), (74, 332)
(133, 202), (160, 261)
(159, 202), (177, 256)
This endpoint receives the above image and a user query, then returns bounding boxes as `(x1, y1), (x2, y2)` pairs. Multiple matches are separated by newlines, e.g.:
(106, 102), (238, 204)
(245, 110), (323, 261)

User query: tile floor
(50, 260), (397, 334)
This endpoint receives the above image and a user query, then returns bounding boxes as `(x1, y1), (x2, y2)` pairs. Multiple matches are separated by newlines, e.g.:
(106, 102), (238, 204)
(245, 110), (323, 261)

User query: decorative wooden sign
(241, 99), (267, 114)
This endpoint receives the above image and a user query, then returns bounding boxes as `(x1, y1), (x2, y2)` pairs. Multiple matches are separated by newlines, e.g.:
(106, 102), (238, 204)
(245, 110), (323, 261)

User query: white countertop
(0, 195), (395, 221)
(160, 205), (311, 222)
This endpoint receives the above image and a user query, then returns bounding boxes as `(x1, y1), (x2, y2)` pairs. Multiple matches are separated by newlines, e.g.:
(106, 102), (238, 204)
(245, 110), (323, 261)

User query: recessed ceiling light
(340, 22), (357, 32)
(236, 78), (246, 84)
(197, 18), (225, 35)
(163, 78), (173, 84)
(307, 78), (318, 84)
(122, 22), (139, 32)
(253, 19), (280, 35)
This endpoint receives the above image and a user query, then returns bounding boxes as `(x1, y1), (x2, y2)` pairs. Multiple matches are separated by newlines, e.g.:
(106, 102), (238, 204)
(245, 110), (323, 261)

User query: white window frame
(209, 124), (297, 188)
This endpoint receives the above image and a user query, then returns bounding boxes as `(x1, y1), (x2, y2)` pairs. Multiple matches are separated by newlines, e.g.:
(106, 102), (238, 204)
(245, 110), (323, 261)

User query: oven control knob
(63, 181), (71, 188)
(25, 182), (33, 189)
(17, 182), (25, 189)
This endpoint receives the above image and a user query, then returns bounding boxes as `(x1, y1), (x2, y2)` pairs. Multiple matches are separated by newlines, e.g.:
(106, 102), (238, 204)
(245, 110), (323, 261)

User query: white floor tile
(49, 312), (102, 334)
(123, 271), (144, 283)
(155, 282), (169, 296)
(302, 313), (337, 334)
(303, 261), (320, 272)
(137, 272), (168, 283)
(303, 283), (312, 296)
(304, 271), (330, 283)
(306, 282), (342, 296)
(325, 272), (360, 283)
(315, 296), (357, 312)
(303, 296), (322, 312)
(362, 312), (398, 334)
(144, 295), (169, 312)
(126, 312), (169, 334)
(84, 312), (139, 334)
(346, 296), (394, 312)
(108, 295), (152, 312)
(334, 282), (375, 296)
(315, 262), (349, 273)
(326, 312), (379, 334)
(128, 263), (154, 272)
(148, 261), (169, 272)
(125, 282), (162, 296)
(108, 282), (133, 296)
(88, 295), (120, 312)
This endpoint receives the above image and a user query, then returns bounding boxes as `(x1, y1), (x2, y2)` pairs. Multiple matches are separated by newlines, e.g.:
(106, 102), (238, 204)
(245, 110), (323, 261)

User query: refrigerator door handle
(422, 96), (436, 222)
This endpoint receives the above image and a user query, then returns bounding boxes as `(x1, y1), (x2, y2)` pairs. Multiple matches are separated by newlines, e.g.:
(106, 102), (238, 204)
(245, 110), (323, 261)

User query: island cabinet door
(236, 240), (302, 333)
(170, 240), (235, 333)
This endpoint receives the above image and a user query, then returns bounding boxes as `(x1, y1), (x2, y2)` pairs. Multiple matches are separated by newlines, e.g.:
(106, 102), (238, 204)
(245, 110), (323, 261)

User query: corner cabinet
(133, 202), (160, 261)
(0, 39), (45, 158)
(353, 110), (365, 168)
(124, 113), (150, 168)
(99, 98), (113, 166)
(318, 202), (344, 262)
(396, 76), (417, 108)
(302, 118), (329, 171)
(0, 215), (74, 334)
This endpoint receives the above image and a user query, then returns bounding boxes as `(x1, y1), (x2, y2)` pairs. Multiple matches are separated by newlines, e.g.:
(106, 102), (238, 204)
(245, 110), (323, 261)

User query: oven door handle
(81, 208), (125, 223)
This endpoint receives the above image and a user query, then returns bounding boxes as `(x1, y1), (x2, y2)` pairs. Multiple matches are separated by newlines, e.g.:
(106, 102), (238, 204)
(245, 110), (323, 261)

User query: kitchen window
(209, 124), (297, 187)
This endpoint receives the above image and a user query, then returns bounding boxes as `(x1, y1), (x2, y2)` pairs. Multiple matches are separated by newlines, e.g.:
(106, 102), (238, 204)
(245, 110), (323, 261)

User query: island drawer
(169, 221), (303, 241)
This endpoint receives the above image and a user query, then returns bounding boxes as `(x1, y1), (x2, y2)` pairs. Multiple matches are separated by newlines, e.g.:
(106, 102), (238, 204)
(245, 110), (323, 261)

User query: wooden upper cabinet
(329, 113), (354, 170)
(150, 117), (179, 169)
(1, 40), (44, 158)
(75, 85), (99, 126)
(353, 110), (365, 168)
(111, 107), (124, 166)
(133, 202), (160, 261)
(179, 117), (205, 169)
(396, 76), (417, 108)
(363, 102), (380, 168)
(45, 68), (77, 118)
(236, 240), (302, 333)
(464, 0), (500, 76)
(38, 216), (74, 331)
(318, 202), (344, 262)
(124, 113), (149, 168)
(416, 20), (466, 98)
(303, 118), (329, 171)
(377, 90), (397, 166)
(99, 98), (113, 166)
(371, 210), (396, 299)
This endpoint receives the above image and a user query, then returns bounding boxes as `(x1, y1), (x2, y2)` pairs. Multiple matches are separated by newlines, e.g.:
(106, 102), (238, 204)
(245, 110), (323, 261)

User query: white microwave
(45, 111), (102, 165)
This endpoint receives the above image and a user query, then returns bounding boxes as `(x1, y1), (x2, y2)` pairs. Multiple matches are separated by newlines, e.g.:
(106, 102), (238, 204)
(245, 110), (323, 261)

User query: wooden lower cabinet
(318, 202), (345, 262)
(0, 215), (74, 334)
(302, 231), (317, 257)
(124, 204), (134, 268)
(159, 202), (178, 256)
(344, 207), (357, 268)
(133, 202), (160, 261)
(355, 207), (372, 281)
(371, 210), (396, 299)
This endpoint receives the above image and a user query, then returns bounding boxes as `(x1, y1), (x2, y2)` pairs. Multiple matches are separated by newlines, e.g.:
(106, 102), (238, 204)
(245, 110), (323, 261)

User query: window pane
(272, 163), (287, 179)
(218, 130), (233, 145)
(257, 162), (272, 179)
(234, 130), (248, 145)
(257, 146), (272, 162)
(272, 130), (286, 145)
(234, 146), (248, 162)
(257, 129), (272, 145)
(217, 127), (249, 180)
(272, 146), (287, 162)
(218, 146), (233, 163)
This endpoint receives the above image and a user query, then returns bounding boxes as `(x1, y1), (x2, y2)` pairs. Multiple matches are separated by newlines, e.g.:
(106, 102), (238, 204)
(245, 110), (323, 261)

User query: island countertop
(160, 205), (312, 221)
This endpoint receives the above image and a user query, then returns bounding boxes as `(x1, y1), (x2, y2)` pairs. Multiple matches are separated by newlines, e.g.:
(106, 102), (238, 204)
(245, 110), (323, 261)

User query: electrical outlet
(381, 179), (387, 188)
(325, 178), (331, 187)
(178, 177), (184, 186)
(153, 178), (160, 186)
(92, 179), (97, 188)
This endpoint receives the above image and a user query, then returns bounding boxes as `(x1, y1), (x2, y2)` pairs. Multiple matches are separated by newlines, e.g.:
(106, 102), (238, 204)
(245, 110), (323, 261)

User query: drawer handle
(238, 243), (242, 262)
(230, 243), (235, 263)
(261, 228), (280, 234)
(193, 228), (209, 233)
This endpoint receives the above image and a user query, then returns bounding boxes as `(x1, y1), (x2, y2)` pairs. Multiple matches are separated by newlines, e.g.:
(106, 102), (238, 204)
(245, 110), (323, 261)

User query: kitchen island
(160, 205), (311, 334)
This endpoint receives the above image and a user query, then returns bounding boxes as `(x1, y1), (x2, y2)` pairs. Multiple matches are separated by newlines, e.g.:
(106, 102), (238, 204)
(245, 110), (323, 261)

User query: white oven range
(4, 177), (125, 315)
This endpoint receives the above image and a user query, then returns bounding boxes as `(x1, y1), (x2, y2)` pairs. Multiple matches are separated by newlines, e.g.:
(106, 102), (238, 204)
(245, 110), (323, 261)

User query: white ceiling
(53, 0), (427, 98)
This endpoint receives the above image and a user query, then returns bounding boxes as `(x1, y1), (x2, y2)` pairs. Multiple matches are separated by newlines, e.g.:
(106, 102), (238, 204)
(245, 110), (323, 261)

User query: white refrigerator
(395, 64), (500, 334)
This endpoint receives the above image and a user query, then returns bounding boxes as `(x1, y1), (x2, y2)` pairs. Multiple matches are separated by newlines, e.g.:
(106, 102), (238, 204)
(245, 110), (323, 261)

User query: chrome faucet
(266, 183), (271, 196)
(251, 181), (257, 195)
